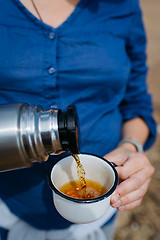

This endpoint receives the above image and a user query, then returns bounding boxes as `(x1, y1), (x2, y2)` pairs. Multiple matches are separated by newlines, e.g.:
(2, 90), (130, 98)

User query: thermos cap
(58, 106), (80, 154)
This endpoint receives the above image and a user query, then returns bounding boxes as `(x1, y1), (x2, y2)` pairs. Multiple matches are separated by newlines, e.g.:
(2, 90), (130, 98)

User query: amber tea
(59, 179), (107, 200)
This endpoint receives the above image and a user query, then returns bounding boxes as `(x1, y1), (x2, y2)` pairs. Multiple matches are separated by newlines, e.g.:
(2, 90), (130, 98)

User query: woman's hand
(104, 146), (155, 211)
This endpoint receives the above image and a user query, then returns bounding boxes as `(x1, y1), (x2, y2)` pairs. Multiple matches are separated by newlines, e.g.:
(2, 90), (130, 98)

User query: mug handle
(111, 162), (117, 167)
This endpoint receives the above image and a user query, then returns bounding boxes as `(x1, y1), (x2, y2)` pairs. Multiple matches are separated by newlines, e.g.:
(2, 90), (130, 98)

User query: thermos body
(0, 103), (80, 171)
(0, 103), (29, 170)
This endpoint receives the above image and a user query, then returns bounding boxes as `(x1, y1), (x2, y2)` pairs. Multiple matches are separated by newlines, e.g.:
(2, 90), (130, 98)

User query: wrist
(118, 138), (144, 153)
(118, 142), (137, 152)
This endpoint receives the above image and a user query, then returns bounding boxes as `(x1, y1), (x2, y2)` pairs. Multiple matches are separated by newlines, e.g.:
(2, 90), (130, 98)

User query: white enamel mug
(48, 153), (118, 224)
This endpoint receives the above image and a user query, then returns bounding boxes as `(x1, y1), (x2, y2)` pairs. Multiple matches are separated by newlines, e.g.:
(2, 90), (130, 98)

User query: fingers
(119, 179), (150, 205)
(105, 148), (155, 211)
(110, 152), (154, 211)
(116, 165), (154, 197)
(111, 165), (154, 210)
(116, 153), (151, 180)
(118, 199), (143, 211)
(111, 179), (150, 210)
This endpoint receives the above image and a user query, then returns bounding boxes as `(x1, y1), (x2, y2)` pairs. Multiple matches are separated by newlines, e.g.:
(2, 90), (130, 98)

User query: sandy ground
(114, 1), (160, 239)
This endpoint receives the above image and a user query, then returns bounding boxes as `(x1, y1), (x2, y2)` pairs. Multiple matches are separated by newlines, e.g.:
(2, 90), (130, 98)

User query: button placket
(43, 29), (58, 99)
(48, 31), (56, 75)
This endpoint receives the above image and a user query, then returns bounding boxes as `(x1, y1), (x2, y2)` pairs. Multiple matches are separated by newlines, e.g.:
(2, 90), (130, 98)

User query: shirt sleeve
(119, 2), (157, 150)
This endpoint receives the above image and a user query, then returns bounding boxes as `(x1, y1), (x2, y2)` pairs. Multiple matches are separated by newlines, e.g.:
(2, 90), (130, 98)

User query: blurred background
(114, 0), (160, 239)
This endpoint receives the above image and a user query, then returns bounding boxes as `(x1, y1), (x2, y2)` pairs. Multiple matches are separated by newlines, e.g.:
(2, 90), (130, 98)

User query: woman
(0, 0), (156, 239)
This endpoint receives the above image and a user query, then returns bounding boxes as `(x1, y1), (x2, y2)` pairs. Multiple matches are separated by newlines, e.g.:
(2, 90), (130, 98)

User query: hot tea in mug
(48, 153), (118, 223)
(59, 179), (107, 199)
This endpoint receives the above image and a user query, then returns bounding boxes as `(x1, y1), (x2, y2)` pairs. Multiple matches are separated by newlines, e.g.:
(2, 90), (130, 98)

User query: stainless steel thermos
(0, 103), (80, 171)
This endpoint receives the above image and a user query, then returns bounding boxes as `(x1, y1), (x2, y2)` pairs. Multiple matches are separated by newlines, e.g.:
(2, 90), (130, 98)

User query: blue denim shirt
(0, 0), (156, 230)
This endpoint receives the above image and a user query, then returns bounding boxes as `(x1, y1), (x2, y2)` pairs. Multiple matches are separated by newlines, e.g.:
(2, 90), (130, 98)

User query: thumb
(104, 147), (129, 166)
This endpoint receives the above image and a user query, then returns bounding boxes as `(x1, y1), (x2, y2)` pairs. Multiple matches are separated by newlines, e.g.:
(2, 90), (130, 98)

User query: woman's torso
(0, 0), (134, 229)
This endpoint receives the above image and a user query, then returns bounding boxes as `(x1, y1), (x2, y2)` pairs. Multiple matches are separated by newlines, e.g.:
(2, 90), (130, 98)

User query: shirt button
(49, 32), (55, 39)
(48, 67), (56, 74)
(50, 104), (58, 109)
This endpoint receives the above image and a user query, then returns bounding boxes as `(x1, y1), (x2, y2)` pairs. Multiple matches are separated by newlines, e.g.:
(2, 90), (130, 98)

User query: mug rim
(48, 152), (118, 204)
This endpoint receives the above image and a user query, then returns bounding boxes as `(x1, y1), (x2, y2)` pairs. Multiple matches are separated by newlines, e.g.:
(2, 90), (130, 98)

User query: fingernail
(112, 200), (121, 208)
(118, 206), (125, 211)
(111, 193), (120, 203)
